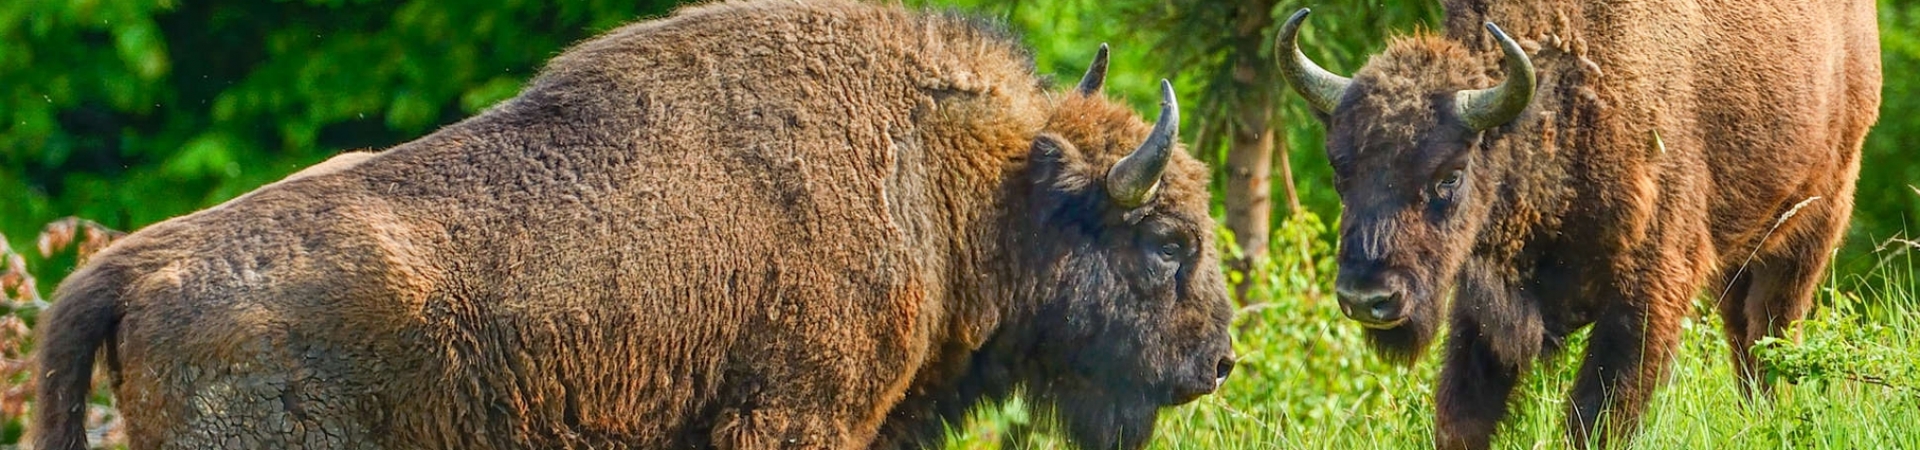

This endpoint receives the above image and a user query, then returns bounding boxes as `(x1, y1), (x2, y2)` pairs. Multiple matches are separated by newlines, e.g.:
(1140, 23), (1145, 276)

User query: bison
(1276, 1), (1880, 448)
(31, 1), (1238, 449)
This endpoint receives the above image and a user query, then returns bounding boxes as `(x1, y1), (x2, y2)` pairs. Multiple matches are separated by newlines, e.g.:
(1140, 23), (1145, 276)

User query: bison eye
(1158, 242), (1181, 259)
(1435, 168), (1464, 190)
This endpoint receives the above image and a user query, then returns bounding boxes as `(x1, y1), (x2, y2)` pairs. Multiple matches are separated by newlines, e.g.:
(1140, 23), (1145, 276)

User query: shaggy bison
(1277, 1), (1880, 448)
(32, 1), (1237, 449)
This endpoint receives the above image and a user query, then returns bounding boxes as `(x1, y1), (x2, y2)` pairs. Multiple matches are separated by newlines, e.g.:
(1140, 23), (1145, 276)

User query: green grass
(942, 220), (1920, 449)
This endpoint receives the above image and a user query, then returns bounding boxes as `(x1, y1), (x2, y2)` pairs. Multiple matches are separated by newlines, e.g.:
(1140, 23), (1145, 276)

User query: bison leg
(706, 311), (915, 448)
(1564, 296), (1685, 450)
(1729, 209), (1844, 397)
(1433, 316), (1524, 450)
(1711, 268), (1762, 395)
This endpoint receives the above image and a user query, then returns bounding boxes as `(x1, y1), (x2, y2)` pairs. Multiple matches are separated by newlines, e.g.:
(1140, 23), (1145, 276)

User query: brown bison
(31, 1), (1238, 449)
(1277, 1), (1880, 448)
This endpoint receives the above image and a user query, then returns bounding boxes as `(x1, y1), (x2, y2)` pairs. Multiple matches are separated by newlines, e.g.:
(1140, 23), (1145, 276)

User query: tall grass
(942, 212), (1920, 449)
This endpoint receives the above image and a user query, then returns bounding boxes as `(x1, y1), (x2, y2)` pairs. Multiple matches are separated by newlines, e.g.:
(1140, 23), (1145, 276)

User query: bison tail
(31, 265), (126, 450)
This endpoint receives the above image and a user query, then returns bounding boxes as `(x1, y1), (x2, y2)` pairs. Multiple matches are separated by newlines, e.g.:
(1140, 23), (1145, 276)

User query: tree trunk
(1273, 125), (1301, 215)
(1222, 0), (1284, 306)
(1224, 96), (1273, 305)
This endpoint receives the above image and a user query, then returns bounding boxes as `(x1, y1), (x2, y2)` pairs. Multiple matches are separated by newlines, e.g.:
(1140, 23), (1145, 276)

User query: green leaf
(163, 132), (240, 179)
(385, 90), (437, 131)
(112, 20), (169, 81)
(460, 76), (523, 113)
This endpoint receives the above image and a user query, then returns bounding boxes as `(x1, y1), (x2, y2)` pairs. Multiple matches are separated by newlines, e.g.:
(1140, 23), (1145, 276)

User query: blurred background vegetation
(2, 0), (1919, 448)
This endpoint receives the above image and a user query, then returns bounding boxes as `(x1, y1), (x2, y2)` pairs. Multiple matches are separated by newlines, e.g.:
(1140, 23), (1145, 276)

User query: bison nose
(1336, 284), (1406, 328)
(1214, 355), (1236, 387)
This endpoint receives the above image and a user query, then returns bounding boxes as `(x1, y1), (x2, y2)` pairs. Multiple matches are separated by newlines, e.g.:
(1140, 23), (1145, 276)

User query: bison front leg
(705, 361), (904, 450)
(1565, 290), (1686, 449)
(1433, 320), (1524, 450)
(1719, 198), (1848, 397)
(706, 289), (921, 449)
(1433, 266), (1538, 450)
(1436, 263), (1536, 450)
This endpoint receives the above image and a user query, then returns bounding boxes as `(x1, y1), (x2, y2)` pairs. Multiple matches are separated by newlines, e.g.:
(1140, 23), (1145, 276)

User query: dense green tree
(1, 0), (693, 283)
(1843, 0), (1920, 276)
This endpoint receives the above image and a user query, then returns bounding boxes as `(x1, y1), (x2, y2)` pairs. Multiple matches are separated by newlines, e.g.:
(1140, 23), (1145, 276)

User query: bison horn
(1106, 80), (1180, 208)
(1453, 22), (1536, 130)
(1276, 8), (1351, 114)
(1077, 43), (1110, 95)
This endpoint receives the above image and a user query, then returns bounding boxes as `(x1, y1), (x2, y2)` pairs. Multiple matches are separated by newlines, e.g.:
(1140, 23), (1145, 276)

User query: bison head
(1275, 8), (1535, 362)
(1000, 46), (1235, 450)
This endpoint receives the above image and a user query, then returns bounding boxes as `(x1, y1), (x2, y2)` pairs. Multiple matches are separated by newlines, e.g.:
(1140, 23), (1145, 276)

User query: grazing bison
(1277, 1), (1880, 448)
(31, 1), (1238, 449)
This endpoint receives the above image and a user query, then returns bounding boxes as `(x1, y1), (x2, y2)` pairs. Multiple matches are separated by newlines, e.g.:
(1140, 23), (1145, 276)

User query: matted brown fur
(29, 1), (1235, 449)
(1295, 0), (1881, 449)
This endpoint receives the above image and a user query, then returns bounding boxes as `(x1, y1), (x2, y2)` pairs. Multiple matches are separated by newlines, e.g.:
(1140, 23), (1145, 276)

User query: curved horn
(1107, 80), (1180, 208)
(1077, 43), (1110, 95)
(1276, 8), (1351, 113)
(1453, 22), (1536, 130)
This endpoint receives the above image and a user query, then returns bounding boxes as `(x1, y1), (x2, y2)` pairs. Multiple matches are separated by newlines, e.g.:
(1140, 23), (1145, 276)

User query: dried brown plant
(3, 218), (128, 448)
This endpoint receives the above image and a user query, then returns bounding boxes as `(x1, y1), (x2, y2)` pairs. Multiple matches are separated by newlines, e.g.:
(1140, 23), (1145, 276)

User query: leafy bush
(1755, 267), (1919, 393)
(0, 0), (696, 296)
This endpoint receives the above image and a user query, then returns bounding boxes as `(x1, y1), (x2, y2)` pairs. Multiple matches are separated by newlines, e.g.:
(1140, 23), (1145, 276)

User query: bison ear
(1027, 133), (1096, 195)
(1026, 134), (1105, 226)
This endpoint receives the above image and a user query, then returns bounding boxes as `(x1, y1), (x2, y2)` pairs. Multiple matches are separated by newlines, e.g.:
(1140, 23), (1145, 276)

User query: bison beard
(1362, 307), (1437, 365)
(1351, 245), (1446, 366)
(27, 1), (1238, 449)
(1047, 387), (1158, 450)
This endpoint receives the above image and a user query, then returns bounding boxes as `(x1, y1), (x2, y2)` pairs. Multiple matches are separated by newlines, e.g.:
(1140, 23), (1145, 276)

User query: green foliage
(900, 0), (1169, 113)
(0, 0), (693, 293)
(1843, 0), (1920, 279)
(1224, 209), (1337, 300)
(1755, 260), (1919, 393)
